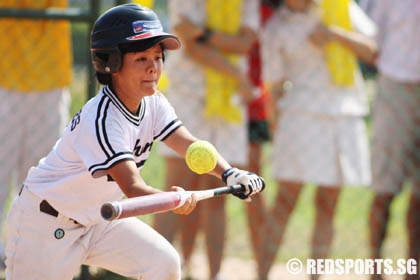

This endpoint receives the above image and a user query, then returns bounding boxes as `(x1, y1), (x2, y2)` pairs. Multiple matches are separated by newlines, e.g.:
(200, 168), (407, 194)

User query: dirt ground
(82, 250), (406, 280)
(182, 252), (405, 280)
(0, 234), (409, 280)
(0, 253), (407, 280)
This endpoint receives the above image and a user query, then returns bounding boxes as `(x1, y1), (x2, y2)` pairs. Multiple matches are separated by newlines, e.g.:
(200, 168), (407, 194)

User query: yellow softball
(185, 140), (218, 174)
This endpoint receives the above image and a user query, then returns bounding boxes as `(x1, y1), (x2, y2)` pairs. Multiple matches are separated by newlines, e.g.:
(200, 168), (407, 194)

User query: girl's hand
(171, 186), (197, 215)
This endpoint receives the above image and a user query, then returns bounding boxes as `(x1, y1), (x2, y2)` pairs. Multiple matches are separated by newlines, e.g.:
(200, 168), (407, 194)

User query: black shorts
(248, 120), (270, 143)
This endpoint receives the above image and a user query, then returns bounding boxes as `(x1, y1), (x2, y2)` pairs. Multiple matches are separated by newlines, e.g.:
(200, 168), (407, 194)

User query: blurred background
(0, 1), (413, 279)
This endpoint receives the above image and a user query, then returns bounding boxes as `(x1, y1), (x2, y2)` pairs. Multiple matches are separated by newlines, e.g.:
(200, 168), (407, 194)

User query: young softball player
(4, 4), (265, 280)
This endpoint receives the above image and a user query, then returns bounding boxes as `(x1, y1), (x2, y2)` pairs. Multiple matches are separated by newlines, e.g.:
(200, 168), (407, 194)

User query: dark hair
(96, 72), (112, 85)
(95, 42), (166, 86)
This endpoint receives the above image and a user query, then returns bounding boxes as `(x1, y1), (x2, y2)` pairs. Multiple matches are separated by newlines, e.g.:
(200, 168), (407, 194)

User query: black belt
(19, 185), (79, 224)
(19, 186), (59, 217)
(39, 200), (59, 217)
(39, 200), (79, 224)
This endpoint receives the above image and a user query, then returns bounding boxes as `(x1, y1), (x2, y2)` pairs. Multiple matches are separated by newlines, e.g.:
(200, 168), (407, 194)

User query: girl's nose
(148, 61), (157, 74)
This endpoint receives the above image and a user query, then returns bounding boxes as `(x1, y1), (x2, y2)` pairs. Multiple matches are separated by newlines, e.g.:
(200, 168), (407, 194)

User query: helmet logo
(127, 31), (161, 41)
(132, 20), (162, 34)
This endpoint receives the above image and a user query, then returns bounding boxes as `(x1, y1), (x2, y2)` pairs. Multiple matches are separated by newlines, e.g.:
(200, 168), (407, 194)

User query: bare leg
(248, 141), (263, 175)
(246, 194), (267, 280)
(259, 181), (303, 279)
(179, 190), (201, 277)
(406, 191), (420, 280)
(201, 174), (226, 280)
(310, 186), (341, 280)
(246, 142), (268, 279)
(369, 192), (394, 280)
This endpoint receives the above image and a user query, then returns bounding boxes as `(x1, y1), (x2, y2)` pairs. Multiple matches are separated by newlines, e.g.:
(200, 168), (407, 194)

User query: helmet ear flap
(91, 47), (122, 73)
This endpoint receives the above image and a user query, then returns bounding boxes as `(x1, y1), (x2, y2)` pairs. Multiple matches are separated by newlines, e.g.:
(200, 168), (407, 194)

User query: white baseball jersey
(25, 86), (182, 226)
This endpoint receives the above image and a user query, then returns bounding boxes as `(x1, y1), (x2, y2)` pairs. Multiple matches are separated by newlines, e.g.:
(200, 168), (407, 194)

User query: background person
(245, 0), (278, 278)
(260, 0), (377, 279)
(154, 0), (260, 279)
(358, 0), (420, 279)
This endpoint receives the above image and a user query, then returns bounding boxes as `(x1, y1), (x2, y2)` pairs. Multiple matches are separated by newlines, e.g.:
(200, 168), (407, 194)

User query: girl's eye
(136, 57), (147, 61)
(134, 56), (162, 62)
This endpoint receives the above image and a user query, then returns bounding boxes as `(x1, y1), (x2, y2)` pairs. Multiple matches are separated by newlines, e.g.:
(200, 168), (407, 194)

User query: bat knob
(101, 201), (121, 221)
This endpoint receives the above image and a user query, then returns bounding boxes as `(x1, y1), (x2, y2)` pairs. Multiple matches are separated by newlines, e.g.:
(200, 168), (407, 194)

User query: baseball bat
(101, 184), (245, 221)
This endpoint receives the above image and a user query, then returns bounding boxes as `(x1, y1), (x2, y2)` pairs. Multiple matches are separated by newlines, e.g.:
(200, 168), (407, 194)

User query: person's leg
(310, 186), (341, 280)
(246, 141), (268, 279)
(246, 194), (267, 279)
(201, 111), (248, 279)
(259, 180), (303, 279)
(86, 217), (181, 280)
(248, 142), (263, 174)
(368, 75), (409, 280)
(200, 174), (226, 280)
(406, 190), (420, 280)
(369, 192), (394, 280)
(179, 172), (201, 277)
(179, 203), (201, 278)
(406, 96), (420, 279)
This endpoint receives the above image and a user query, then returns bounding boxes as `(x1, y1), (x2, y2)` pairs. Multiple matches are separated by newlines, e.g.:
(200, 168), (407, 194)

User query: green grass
(69, 67), (89, 115)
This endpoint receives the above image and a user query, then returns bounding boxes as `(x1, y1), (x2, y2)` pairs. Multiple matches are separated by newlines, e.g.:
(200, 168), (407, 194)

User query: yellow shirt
(0, 0), (72, 92)
(321, 0), (356, 87)
(204, 0), (243, 123)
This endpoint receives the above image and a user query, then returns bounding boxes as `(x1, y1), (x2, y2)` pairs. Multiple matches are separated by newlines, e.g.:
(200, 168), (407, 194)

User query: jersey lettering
(70, 109), (82, 131)
(133, 139), (153, 157)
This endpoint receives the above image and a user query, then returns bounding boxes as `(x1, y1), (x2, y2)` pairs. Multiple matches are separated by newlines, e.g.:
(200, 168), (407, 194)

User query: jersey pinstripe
(25, 86), (182, 225)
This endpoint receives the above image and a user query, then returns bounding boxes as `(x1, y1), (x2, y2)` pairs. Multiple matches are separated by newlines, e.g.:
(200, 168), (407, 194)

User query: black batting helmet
(90, 3), (180, 74)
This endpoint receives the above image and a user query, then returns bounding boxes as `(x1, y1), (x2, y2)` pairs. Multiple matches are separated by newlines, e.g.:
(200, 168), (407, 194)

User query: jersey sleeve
(72, 100), (134, 178)
(151, 93), (183, 141)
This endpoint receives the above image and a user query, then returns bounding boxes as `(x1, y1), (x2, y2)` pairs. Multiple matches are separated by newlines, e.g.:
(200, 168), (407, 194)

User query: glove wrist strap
(222, 167), (236, 184)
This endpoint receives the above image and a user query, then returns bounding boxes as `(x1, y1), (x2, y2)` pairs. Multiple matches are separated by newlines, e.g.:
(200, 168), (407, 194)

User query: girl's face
(285, 0), (313, 13)
(113, 44), (164, 98)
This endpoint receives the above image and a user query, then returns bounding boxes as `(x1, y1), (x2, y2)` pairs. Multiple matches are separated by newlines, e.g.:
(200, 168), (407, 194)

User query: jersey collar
(102, 86), (146, 125)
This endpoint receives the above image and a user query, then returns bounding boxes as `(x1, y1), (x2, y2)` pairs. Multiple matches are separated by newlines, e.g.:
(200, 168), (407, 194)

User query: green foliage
(71, 23), (90, 65)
